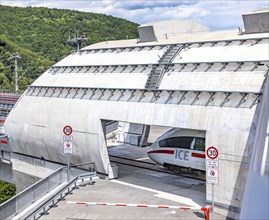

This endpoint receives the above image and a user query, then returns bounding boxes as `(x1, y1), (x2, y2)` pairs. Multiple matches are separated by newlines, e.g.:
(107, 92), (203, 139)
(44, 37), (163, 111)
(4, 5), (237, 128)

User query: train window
(174, 137), (194, 149)
(159, 137), (194, 149)
(159, 139), (168, 147)
(194, 138), (205, 151)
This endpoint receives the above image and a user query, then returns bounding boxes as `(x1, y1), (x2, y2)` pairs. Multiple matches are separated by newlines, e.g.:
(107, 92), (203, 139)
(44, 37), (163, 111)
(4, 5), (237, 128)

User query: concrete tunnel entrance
(102, 120), (207, 207)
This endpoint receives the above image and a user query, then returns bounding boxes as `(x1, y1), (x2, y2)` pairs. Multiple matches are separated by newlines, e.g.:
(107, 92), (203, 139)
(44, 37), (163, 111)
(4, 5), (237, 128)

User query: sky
(1, 0), (269, 31)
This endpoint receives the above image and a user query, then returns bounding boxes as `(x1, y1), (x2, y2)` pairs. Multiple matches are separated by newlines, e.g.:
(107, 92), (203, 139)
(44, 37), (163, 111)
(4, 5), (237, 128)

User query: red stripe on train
(191, 152), (205, 159)
(0, 99), (17, 103)
(0, 140), (8, 145)
(147, 150), (174, 155)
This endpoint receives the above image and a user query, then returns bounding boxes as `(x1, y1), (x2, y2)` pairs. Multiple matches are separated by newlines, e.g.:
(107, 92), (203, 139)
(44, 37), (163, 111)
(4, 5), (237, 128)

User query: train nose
(147, 150), (155, 161)
(147, 151), (152, 160)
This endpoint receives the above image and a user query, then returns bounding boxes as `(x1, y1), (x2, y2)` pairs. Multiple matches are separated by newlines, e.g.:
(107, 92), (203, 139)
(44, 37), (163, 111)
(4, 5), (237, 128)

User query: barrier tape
(67, 201), (211, 220)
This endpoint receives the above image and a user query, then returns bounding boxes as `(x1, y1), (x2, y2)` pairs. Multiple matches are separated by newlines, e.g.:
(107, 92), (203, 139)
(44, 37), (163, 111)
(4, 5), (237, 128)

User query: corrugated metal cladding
(4, 13), (269, 219)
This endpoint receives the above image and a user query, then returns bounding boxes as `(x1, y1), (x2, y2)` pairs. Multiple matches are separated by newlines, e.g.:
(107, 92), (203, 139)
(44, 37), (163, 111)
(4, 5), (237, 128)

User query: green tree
(0, 180), (16, 204)
(0, 4), (139, 92)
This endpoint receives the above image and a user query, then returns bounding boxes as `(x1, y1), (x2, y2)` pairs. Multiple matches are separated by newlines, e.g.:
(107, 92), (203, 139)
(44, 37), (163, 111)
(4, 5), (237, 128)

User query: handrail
(27, 85), (262, 96)
(0, 167), (65, 219)
(0, 162), (96, 220)
(70, 161), (95, 168)
(22, 169), (96, 220)
(78, 36), (269, 52)
(0, 156), (11, 163)
(48, 60), (268, 70)
(169, 45), (184, 63)
(155, 66), (166, 88)
(21, 175), (78, 220)
(2, 166), (64, 204)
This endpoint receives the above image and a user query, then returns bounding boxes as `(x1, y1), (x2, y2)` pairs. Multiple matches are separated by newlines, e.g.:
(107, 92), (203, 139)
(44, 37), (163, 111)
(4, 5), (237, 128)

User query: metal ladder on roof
(145, 45), (183, 89)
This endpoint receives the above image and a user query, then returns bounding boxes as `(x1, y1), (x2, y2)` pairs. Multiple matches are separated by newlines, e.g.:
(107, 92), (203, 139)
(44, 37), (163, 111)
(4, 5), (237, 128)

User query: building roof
(84, 29), (269, 50)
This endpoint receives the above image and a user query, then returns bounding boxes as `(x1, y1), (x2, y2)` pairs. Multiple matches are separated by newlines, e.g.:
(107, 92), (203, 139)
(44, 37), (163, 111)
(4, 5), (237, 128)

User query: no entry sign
(206, 146), (218, 160)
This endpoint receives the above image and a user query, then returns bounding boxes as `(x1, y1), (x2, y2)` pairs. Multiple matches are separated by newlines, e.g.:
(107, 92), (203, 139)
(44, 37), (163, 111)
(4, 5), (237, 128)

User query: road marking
(111, 179), (202, 208)
(136, 157), (150, 161)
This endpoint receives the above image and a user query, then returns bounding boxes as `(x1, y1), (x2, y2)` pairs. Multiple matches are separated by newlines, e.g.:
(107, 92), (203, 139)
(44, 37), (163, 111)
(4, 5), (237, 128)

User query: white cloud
(1, 0), (268, 30)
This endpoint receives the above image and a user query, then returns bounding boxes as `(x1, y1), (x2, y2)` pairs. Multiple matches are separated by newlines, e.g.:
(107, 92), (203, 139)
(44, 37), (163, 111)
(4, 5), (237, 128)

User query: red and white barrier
(67, 201), (211, 220)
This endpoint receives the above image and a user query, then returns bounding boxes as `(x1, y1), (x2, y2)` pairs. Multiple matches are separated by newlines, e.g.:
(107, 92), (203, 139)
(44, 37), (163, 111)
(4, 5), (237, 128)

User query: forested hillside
(0, 5), (139, 92)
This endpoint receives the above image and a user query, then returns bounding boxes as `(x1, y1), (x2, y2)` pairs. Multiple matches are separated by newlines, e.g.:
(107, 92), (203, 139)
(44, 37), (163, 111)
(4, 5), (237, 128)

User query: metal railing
(23, 169), (96, 220)
(0, 162), (95, 220)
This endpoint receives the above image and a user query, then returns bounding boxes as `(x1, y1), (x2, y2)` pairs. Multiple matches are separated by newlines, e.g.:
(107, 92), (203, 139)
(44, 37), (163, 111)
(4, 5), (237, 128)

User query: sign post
(63, 125), (73, 182)
(206, 146), (219, 220)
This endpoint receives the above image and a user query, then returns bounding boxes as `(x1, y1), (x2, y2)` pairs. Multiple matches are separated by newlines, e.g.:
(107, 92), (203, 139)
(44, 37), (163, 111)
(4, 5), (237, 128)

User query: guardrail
(0, 162), (95, 220)
(22, 171), (96, 220)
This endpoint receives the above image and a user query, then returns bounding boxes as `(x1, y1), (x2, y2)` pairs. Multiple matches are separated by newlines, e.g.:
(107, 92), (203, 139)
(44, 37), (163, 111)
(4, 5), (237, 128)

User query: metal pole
(67, 153), (70, 182)
(12, 53), (21, 94)
(212, 183), (214, 220)
(77, 40), (80, 51)
(77, 30), (80, 50)
(14, 58), (18, 94)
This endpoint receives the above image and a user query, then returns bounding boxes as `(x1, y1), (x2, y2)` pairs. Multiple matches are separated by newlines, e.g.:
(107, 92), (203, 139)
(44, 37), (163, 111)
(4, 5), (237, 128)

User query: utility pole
(66, 30), (87, 50)
(11, 53), (21, 94)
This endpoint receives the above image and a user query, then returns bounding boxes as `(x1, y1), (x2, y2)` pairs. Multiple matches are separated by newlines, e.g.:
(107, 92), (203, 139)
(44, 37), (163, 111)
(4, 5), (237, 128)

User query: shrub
(0, 180), (16, 204)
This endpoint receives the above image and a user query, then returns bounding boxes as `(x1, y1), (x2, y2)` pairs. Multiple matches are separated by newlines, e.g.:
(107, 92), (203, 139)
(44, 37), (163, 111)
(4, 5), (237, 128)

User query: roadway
(38, 128), (225, 219)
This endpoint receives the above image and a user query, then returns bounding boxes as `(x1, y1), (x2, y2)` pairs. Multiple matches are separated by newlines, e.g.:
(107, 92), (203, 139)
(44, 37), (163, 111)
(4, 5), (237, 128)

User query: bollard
(201, 207), (211, 220)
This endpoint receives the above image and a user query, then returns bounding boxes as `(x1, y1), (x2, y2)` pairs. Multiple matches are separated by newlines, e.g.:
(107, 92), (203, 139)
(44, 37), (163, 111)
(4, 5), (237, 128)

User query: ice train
(147, 128), (206, 172)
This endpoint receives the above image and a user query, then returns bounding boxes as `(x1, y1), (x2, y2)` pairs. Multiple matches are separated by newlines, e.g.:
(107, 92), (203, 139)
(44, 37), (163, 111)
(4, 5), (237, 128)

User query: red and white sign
(63, 135), (73, 154)
(63, 125), (72, 136)
(206, 146), (218, 160)
(207, 167), (218, 184)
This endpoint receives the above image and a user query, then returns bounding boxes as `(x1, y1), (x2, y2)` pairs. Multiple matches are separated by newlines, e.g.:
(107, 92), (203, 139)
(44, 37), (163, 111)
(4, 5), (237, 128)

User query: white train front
(147, 128), (206, 172)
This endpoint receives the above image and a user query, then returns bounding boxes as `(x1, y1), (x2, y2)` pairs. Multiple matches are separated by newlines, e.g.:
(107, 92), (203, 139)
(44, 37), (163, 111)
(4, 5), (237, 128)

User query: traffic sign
(63, 135), (73, 154)
(207, 167), (218, 184)
(206, 146), (218, 160)
(63, 125), (72, 136)
(63, 135), (73, 142)
(206, 159), (219, 167)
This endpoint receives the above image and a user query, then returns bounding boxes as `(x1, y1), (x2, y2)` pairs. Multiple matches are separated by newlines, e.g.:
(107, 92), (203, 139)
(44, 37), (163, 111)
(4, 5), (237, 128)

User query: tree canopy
(0, 5), (139, 93)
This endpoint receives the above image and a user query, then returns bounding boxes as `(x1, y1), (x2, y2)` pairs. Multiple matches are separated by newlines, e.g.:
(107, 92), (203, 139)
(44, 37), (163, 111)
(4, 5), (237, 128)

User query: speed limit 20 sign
(206, 146), (218, 160)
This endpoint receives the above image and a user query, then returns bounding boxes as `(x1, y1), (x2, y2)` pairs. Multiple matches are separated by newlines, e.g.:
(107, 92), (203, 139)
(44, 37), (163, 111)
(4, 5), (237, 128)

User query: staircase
(145, 45), (183, 89)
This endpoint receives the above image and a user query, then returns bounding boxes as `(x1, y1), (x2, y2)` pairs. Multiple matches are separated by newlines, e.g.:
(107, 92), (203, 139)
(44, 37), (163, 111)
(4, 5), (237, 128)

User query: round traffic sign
(63, 125), (72, 136)
(210, 170), (215, 176)
(206, 146), (218, 160)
